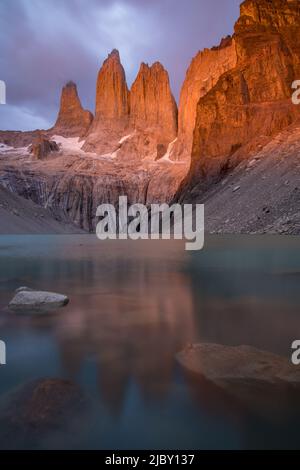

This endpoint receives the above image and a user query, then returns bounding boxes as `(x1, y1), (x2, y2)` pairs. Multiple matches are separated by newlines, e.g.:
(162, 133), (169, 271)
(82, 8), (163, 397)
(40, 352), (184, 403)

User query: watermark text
(292, 80), (300, 105)
(0, 340), (6, 365)
(0, 80), (6, 105)
(291, 340), (300, 365)
(96, 196), (204, 251)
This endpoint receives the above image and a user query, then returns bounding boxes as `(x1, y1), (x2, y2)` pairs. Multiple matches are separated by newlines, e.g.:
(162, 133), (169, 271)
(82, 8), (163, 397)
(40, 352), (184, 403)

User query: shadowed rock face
(0, 130), (43, 148)
(53, 81), (93, 138)
(0, 185), (82, 234)
(0, 146), (188, 232)
(179, 0), (300, 193)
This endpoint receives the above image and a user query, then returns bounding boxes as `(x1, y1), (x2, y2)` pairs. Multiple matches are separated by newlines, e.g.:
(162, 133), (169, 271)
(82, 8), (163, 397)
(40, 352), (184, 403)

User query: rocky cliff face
(116, 61), (178, 162)
(130, 62), (177, 143)
(53, 81), (93, 137)
(0, 185), (82, 234)
(180, 0), (300, 194)
(173, 37), (237, 161)
(83, 50), (130, 153)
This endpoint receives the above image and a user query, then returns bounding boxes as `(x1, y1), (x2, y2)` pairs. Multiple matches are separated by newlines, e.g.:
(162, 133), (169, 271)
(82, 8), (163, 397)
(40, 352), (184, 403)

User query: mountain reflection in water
(0, 235), (300, 449)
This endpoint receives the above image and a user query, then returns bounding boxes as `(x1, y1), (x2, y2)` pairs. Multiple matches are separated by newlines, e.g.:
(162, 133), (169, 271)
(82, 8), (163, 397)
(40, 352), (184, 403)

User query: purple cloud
(0, 0), (241, 131)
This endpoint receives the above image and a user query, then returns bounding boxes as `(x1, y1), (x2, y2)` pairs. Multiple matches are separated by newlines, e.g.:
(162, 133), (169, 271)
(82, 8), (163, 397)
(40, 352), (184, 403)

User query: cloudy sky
(0, 0), (241, 131)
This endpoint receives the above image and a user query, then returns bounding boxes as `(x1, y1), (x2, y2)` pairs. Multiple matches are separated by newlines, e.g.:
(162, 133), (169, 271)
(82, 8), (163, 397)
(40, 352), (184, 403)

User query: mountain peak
(94, 49), (129, 121)
(130, 59), (177, 141)
(151, 61), (165, 72)
(53, 82), (93, 137)
(107, 48), (120, 61)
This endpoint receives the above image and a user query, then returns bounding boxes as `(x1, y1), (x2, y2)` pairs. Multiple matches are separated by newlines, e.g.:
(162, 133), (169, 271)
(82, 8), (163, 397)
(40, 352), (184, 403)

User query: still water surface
(0, 235), (300, 449)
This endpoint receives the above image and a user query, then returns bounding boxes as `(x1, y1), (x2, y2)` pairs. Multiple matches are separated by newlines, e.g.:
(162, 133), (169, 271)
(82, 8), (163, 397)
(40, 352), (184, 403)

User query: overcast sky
(0, 0), (241, 131)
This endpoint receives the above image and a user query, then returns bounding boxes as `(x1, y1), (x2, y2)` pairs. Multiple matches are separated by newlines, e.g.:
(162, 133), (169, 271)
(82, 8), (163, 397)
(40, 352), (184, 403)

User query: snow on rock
(160, 138), (178, 163)
(119, 133), (133, 145)
(52, 135), (85, 153)
(99, 148), (120, 160)
(0, 143), (14, 152)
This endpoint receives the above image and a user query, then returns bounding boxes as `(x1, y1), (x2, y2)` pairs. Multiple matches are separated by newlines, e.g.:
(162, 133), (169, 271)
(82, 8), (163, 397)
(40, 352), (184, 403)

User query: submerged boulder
(9, 287), (69, 314)
(0, 378), (88, 449)
(177, 343), (300, 385)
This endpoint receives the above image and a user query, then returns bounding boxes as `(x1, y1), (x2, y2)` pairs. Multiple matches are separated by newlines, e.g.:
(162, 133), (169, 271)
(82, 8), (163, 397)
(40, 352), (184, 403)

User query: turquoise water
(0, 235), (300, 449)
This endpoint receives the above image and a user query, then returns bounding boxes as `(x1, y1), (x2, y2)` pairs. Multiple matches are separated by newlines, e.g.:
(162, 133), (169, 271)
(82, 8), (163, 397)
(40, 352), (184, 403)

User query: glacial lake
(0, 235), (300, 450)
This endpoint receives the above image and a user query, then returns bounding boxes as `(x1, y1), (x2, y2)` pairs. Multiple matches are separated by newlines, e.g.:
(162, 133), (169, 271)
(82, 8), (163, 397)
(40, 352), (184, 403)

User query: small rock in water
(9, 287), (69, 314)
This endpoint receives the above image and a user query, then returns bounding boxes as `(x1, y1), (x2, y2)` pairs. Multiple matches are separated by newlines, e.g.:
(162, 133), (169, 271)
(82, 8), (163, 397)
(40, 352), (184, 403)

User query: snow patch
(0, 143), (14, 153)
(0, 143), (30, 156)
(160, 138), (178, 163)
(119, 133), (133, 145)
(52, 135), (85, 153)
(99, 148), (120, 160)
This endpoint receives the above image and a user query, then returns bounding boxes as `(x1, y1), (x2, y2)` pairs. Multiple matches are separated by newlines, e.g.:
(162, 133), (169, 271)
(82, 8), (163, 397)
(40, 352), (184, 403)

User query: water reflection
(0, 235), (300, 449)
(0, 238), (197, 415)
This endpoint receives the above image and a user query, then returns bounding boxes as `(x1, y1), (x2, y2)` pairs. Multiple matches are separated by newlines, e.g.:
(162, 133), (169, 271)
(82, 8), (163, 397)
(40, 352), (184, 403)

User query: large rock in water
(179, 0), (300, 195)
(0, 378), (88, 449)
(53, 81), (93, 138)
(9, 287), (69, 313)
(29, 133), (59, 160)
(177, 343), (300, 415)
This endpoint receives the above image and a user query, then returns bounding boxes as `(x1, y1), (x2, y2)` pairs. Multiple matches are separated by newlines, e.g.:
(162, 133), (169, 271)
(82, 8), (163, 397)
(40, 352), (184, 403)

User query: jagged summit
(83, 52), (178, 158)
(107, 48), (120, 60)
(65, 80), (76, 88)
(130, 60), (177, 141)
